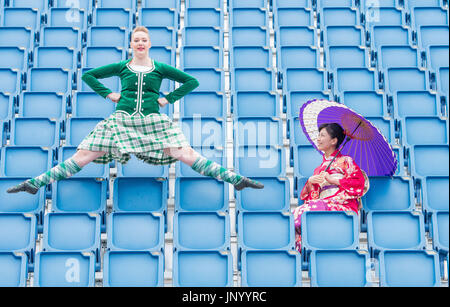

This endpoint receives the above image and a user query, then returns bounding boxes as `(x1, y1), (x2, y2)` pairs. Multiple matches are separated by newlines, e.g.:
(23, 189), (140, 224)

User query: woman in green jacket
(8, 26), (264, 194)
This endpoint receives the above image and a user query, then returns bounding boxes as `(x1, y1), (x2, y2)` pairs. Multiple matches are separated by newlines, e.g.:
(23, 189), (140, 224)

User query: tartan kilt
(77, 111), (190, 165)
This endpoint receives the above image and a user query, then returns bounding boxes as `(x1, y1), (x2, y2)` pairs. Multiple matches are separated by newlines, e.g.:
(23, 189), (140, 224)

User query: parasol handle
(324, 120), (362, 173)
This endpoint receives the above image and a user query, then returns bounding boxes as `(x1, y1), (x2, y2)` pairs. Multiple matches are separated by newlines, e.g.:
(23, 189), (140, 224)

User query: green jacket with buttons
(81, 58), (200, 116)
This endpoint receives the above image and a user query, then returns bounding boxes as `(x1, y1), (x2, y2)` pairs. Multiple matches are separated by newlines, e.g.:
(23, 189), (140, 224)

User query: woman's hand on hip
(107, 92), (121, 103)
(158, 97), (169, 108)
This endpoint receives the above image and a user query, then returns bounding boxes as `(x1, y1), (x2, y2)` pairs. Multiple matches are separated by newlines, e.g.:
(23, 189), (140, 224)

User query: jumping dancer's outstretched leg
(164, 146), (264, 191)
(7, 150), (106, 195)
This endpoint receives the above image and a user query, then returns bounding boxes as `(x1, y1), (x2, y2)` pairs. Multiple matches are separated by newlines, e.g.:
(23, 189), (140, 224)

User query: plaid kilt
(77, 111), (190, 165)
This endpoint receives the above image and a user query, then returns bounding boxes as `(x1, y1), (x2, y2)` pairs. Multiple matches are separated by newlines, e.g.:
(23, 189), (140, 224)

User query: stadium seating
(0, 0), (448, 287)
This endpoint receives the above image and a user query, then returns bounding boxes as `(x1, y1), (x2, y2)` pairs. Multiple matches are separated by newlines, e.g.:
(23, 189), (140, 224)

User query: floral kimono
(293, 150), (369, 252)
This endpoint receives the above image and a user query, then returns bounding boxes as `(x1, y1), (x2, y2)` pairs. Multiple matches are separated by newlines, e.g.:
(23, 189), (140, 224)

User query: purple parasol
(299, 99), (397, 177)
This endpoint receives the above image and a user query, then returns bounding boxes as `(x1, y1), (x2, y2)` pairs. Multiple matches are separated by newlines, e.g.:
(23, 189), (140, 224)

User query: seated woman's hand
(322, 172), (340, 186)
(106, 92), (121, 103)
(308, 174), (325, 185)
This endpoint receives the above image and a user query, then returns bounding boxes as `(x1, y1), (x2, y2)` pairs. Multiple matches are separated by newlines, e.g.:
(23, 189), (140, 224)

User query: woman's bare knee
(72, 150), (105, 167)
(164, 146), (199, 166)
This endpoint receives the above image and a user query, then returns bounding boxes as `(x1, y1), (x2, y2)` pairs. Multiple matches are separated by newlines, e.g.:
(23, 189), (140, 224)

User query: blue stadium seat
(141, 0), (179, 9)
(0, 146), (52, 177)
(426, 45), (449, 73)
(0, 120), (5, 146)
(340, 91), (387, 117)
(34, 251), (96, 287)
(430, 211), (449, 254)
(174, 212), (230, 250)
(59, 146), (109, 178)
(1, 7), (40, 30)
(362, 177), (415, 211)
(237, 211), (294, 250)
(0, 177), (45, 220)
(422, 176), (449, 212)
(97, 0), (136, 10)
(0, 213), (37, 257)
(183, 68), (224, 92)
(241, 250), (301, 287)
(147, 27), (176, 48)
(42, 213), (101, 259)
(176, 146), (226, 177)
(92, 8), (134, 27)
(230, 26), (269, 46)
(103, 250), (164, 287)
(401, 116), (448, 146)
(33, 46), (79, 70)
(64, 117), (104, 146)
(138, 8), (178, 28)
(309, 250), (370, 287)
(175, 177), (228, 212)
(379, 250), (441, 287)
(181, 91), (226, 118)
(27, 68), (73, 93)
(182, 26), (223, 47)
(232, 68), (276, 91)
(359, 0), (399, 10)
(18, 91), (62, 119)
(288, 117), (313, 146)
(273, 7), (314, 27)
(363, 7), (405, 29)
(173, 250), (233, 287)
(281, 68), (329, 92)
(333, 67), (380, 94)
(179, 117), (225, 148)
(284, 91), (332, 119)
(316, 0), (356, 8)
(9, 117), (60, 147)
(0, 46), (25, 75)
(301, 211), (360, 251)
(275, 26), (317, 48)
(231, 91), (279, 118)
(86, 27), (128, 48)
(325, 46), (370, 70)
(230, 7), (269, 27)
(291, 145), (323, 179)
(185, 8), (223, 27)
(369, 25), (413, 50)
(231, 0), (269, 8)
(375, 45), (421, 70)
(405, 0), (444, 11)
(185, 0), (223, 8)
(417, 25), (449, 50)
(279, 46), (320, 69)
(383, 67), (428, 93)
(7, 0), (49, 10)
(235, 177), (290, 211)
(0, 68), (21, 95)
(116, 154), (168, 178)
(0, 92), (14, 120)
(52, 0), (93, 11)
(235, 145), (286, 178)
(272, 0), (312, 9)
(367, 211), (426, 251)
(234, 117), (282, 146)
(231, 46), (272, 68)
(318, 7), (361, 28)
(436, 67), (449, 94)
(181, 46), (223, 69)
(46, 8), (87, 29)
(0, 27), (34, 49)
(411, 145), (449, 177)
(71, 92), (115, 118)
(410, 7), (449, 31)
(0, 252), (28, 287)
(393, 91), (440, 117)
(107, 212), (164, 251)
(82, 46), (126, 68)
(149, 46), (175, 69)
(39, 27), (81, 49)
(113, 177), (168, 213)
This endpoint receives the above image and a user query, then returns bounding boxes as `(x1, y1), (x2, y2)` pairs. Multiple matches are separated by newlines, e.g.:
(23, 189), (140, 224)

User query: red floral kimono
(292, 150), (368, 252)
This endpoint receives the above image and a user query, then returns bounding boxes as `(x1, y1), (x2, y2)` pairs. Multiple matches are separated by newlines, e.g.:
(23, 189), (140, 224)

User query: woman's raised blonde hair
(131, 26), (150, 40)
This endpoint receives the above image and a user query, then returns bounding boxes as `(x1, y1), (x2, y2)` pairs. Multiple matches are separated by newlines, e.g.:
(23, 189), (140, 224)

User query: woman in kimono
(8, 26), (264, 194)
(293, 123), (369, 252)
